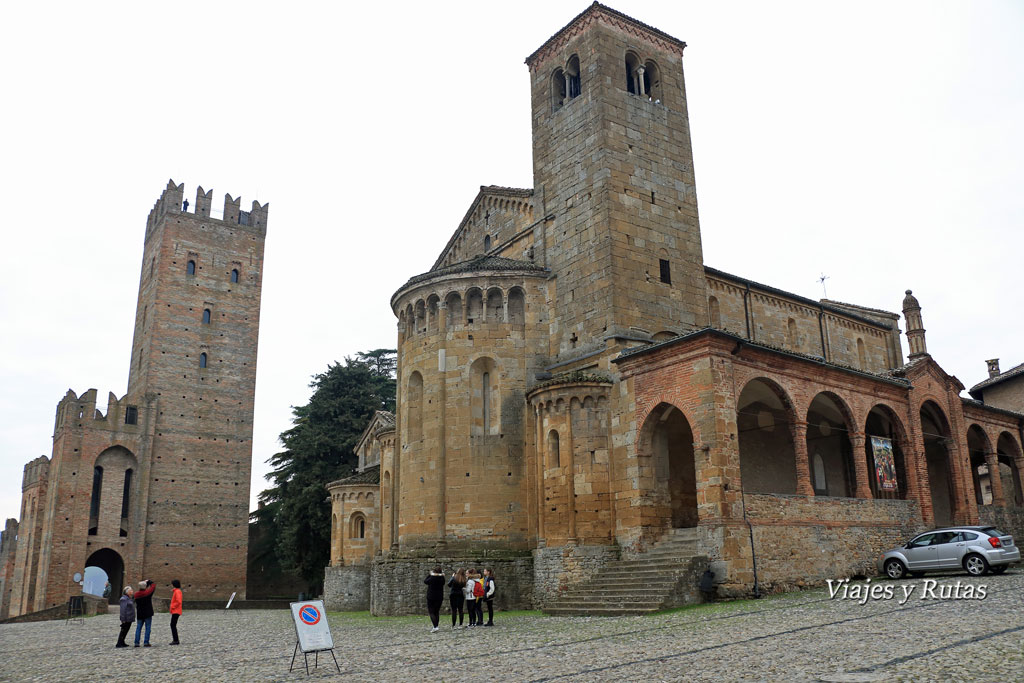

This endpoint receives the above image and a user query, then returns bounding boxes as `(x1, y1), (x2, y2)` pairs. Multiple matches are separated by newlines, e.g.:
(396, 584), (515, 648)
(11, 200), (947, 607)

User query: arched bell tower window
(643, 60), (662, 102)
(551, 67), (566, 112)
(625, 52), (641, 95)
(566, 55), (581, 99)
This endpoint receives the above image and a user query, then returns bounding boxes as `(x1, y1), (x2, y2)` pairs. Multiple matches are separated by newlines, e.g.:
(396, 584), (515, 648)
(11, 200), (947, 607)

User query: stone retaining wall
(370, 553), (533, 616)
(532, 544), (619, 607)
(721, 494), (921, 594)
(324, 565), (371, 611)
(978, 505), (1024, 544)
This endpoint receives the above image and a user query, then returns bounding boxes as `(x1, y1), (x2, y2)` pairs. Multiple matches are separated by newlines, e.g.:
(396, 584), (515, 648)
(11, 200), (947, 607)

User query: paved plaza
(1, 572), (1022, 682)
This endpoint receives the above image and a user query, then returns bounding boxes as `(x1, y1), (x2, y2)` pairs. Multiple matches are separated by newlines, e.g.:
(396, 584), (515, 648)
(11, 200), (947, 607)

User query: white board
(290, 600), (334, 653)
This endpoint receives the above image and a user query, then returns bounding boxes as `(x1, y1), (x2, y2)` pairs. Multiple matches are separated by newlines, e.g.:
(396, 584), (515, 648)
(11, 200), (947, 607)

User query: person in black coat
(133, 579), (156, 647)
(448, 568), (467, 629)
(424, 566), (446, 633)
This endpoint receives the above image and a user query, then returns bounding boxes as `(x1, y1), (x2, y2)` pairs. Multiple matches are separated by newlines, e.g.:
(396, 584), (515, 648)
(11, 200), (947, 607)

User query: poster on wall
(871, 436), (898, 491)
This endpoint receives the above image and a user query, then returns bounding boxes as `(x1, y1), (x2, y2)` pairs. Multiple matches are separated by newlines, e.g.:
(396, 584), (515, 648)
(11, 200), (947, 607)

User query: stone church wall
(532, 544), (619, 607)
(370, 554), (534, 616)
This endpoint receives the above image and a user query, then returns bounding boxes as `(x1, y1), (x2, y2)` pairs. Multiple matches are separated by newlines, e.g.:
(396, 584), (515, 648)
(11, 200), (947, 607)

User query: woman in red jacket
(169, 579), (183, 645)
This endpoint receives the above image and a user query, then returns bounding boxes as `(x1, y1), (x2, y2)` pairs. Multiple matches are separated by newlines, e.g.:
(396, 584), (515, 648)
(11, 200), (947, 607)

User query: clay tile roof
(396, 255), (547, 295)
(525, 2), (686, 68)
(969, 361), (1024, 397)
(327, 464), (380, 488)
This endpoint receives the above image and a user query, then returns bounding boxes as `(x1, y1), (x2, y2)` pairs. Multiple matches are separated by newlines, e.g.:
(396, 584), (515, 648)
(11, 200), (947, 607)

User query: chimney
(986, 359), (1001, 379)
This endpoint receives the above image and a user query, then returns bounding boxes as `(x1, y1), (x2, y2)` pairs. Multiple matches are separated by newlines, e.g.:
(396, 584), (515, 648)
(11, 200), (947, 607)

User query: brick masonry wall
(324, 565), (371, 611)
(978, 505), (1024, 545)
(532, 544), (619, 607)
(370, 554), (534, 616)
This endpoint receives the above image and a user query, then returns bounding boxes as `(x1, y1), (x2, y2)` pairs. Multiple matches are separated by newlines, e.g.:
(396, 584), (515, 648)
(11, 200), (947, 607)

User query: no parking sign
(290, 600), (334, 652)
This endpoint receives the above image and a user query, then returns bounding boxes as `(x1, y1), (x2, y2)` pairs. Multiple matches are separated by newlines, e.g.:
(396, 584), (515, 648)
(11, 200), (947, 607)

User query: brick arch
(637, 402), (698, 529)
(736, 377), (798, 495)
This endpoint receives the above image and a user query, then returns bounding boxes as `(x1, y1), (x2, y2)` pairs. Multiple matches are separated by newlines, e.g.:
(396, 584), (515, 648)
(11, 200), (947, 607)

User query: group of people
(116, 579), (184, 648)
(424, 566), (496, 632)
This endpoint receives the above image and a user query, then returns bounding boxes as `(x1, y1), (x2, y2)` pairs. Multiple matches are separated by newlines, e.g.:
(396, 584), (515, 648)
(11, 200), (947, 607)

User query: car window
(929, 532), (957, 545)
(962, 532), (978, 541)
(909, 533), (935, 547)
(981, 527), (1007, 537)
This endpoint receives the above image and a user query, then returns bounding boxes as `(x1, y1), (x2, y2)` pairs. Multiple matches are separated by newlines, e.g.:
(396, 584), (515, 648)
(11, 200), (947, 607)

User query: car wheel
(964, 553), (989, 576)
(884, 559), (907, 579)
(990, 565), (1008, 575)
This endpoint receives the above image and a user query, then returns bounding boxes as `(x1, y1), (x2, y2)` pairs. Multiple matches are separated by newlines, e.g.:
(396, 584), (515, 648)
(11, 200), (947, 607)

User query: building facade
(326, 4), (1024, 615)
(2, 181), (267, 618)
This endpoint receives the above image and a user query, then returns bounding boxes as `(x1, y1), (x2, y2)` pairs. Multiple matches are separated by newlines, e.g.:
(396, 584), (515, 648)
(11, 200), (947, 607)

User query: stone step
(604, 557), (697, 570)
(591, 569), (690, 580)
(558, 595), (654, 606)
(564, 585), (676, 596)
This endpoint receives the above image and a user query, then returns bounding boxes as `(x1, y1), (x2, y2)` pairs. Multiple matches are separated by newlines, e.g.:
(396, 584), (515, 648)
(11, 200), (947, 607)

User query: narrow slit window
(124, 406), (138, 425)
(230, 269), (239, 283)
(202, 309), (211, 324)
(199, 353), (207, 369)
(186, 260), (196, 276)
(659, 259), (671, 285)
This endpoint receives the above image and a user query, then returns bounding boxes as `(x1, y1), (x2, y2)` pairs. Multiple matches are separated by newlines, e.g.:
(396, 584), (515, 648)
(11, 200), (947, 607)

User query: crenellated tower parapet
(145, 179), (269, 241)
(21, 456), (50, 491)
(53, 388), (149, 435)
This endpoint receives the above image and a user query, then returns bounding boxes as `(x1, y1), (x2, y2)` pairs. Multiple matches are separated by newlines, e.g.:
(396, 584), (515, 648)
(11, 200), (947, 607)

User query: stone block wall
(324, 565), (371, 611)
(370, 554), (534, 616)
(533, 544), (619, 607)
(978, 505), (1024, 546)
(729, 495), (921, 594)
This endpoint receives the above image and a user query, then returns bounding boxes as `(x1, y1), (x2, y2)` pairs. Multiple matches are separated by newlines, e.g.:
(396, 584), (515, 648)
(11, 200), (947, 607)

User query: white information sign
(290, 600), (334, 653)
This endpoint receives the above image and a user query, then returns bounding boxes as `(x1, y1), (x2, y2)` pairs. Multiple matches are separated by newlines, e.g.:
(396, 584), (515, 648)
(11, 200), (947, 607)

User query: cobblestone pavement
(2, 571), (1022, 682)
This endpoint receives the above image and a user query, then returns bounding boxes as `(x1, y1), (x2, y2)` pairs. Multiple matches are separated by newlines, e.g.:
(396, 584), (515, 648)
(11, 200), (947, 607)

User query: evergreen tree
(255, 350), (395, 593)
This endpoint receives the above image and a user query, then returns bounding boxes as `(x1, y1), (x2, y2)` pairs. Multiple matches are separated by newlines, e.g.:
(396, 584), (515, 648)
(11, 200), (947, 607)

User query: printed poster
(871, 436), (898, 491)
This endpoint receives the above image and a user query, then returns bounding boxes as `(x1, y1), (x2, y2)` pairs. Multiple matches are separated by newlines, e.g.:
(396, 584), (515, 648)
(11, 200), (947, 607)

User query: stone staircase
(543, 528), (708, 616)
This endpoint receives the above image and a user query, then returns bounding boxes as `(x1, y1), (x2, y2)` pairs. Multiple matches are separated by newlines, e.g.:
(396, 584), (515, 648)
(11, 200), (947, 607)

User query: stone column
(536, 404), (547, 545)
(850, 432), (872, 499)
(792, 421), (813, 496)
(984, 452), (1006, 507)
(566, 399), (577, 542)
(436, 304), (448, 543)
(636, 66), (646, 96)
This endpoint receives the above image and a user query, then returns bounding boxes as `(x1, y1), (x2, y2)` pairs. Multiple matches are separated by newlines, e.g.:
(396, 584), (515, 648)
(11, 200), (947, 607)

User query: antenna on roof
(817, 273), (830, 299)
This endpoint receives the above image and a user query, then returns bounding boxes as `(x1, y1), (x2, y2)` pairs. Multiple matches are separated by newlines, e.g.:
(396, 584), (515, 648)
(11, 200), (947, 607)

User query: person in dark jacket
(116, 586), (135, 648)
(133, 579), (156, 647)
(482, 568), (497, 626)
(424, 566), (446, 633)
(448, 568), (467, 629)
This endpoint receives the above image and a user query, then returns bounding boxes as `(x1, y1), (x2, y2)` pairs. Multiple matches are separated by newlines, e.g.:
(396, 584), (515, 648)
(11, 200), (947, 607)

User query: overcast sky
(1, 1), (1021, 523)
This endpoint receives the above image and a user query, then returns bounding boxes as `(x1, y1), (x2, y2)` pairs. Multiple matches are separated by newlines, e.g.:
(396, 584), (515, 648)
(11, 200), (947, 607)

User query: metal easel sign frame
(288, 600), (340, 675)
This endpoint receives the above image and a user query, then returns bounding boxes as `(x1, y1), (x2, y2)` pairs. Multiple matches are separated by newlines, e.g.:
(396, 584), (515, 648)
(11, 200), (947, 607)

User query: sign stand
(288, 600), (339, 675)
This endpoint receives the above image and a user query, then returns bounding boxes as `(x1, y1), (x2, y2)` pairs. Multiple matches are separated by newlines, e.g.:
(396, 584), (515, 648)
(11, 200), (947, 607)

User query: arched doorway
(997, 432), (1024, 508)
(966, 425), (993, 505)
(864, 405), (909, 499)
(806, 393), (855, 497)
(85, 548), (124, 604)
(920, 401), (954, 526)
(737, 378), (797, 494)
(640, 403), (697, 528)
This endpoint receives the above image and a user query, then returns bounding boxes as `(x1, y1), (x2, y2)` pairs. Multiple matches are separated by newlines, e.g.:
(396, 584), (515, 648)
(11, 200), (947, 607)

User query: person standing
(464, 569), (479, 627)
(133, 579), (156, 647)
(116, 586), (135, 648)
(424, 566), (445, 633)
(103, 581), (112, 600)
(471, 569), (485, 626)
(448, 568), (466, 630)
(482, 568), (496, 626)
(169, 580), (183, 645)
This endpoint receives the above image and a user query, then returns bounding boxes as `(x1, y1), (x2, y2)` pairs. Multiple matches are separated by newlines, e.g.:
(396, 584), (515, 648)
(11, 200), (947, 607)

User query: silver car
(879, 526), (1020, 579)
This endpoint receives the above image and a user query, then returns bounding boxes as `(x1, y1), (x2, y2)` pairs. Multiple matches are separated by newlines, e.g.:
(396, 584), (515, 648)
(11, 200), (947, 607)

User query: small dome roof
(902, 289), (920, 309)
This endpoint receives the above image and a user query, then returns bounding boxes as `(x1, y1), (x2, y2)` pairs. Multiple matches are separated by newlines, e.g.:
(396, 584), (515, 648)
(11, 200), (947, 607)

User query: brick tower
(123, 180), (268, 599)
(526, 3), (708, 354)
(10, 180), (267, 615)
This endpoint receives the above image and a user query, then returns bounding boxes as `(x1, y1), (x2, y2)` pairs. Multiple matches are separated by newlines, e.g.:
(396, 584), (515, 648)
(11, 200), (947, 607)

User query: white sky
(1, 1), (1022, 523)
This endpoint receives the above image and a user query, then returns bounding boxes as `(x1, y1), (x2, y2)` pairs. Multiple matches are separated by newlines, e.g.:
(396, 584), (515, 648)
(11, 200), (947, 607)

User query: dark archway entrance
(642, 403), (698, 528)
(85, 548), (124, 604)
(920, 402), (954, 526)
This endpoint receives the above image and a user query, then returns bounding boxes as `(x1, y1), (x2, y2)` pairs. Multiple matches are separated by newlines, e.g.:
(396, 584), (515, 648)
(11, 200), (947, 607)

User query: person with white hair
(116, 585), (135, 648)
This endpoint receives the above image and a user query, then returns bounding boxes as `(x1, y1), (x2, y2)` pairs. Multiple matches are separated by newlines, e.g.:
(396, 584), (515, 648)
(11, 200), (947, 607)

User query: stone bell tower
(525, 2), (708, 356)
